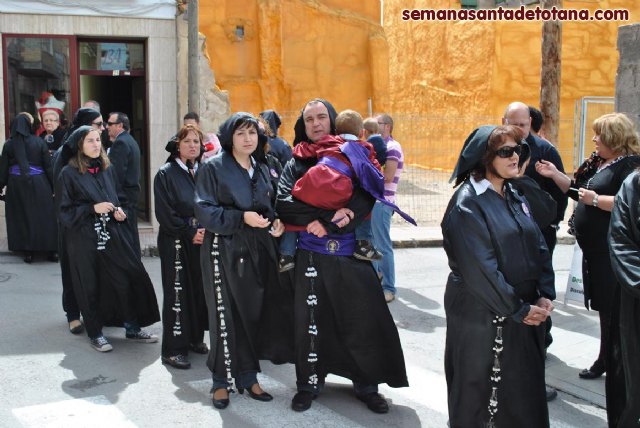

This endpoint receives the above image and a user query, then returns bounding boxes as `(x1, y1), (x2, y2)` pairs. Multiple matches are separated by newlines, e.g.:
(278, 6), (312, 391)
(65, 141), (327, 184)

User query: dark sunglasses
(107, 121), (120, 126)
(92, 121), (104, 127)
(495, 145), (522, 158)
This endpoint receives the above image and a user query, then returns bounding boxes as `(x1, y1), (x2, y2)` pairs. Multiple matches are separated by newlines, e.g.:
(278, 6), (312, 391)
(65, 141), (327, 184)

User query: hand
(535, 297), (554, 313)
(534, 160), (559, 178)
(113, 207), (127, 222)
(243, 211), (271, 228)
(192, 228), (205, 245)
(94, 202), (115, 214)
(578, 188), (597, 206)
(331, 208), (354, 229)
(269, 219), (285, 238)
(306, 220), (328, 238)
(523, 305), (550, 326)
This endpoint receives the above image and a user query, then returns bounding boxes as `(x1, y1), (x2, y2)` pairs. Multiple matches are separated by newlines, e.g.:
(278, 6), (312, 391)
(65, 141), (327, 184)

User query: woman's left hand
(113, 207), (127, 222)
(578, 187), (597, 206)
(269, 219), (285, 238)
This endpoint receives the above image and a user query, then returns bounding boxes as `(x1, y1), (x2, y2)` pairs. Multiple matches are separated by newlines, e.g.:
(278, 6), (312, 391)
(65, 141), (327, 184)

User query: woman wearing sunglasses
(442, 125), (555, 428)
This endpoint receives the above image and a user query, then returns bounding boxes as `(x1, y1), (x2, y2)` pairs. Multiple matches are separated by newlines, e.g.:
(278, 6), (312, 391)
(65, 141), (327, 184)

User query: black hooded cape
(0, 114), (57, 252)
(194, 113), (294, 382)
(259, 109), (292, 167)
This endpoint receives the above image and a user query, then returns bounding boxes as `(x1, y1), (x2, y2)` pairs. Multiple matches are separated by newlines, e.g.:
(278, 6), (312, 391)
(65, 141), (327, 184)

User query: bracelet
(592, 194), (599, 208)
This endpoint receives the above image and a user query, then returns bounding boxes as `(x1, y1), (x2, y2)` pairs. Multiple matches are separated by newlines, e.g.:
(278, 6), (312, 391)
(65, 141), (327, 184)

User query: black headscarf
(217, 112), (268, 163)
(8, 114), (34, 176)
(57, 108), (103, 171)
(63, 125), (94, 157)
(292, 98), (337, 146)
(259, 110), (282, 137)
(449, 125), (497, 187)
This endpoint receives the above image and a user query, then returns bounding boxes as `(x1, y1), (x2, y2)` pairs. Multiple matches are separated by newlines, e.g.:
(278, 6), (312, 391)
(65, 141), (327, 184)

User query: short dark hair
(109, 112), (130, 131)
(529, 106), (544, 133)
(219, 116), (260, 153)
(471, 125), (524, 181)
(183, 112), (200, 123)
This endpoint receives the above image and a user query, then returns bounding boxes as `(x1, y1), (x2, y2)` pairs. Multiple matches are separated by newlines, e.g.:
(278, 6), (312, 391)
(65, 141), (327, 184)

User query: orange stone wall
(200, 0), (639, 172)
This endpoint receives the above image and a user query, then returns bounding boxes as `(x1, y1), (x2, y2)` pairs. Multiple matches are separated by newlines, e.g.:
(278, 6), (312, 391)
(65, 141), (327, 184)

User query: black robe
(0, 116), (57, 253)
(108, 131), (141, 256)
(276, 154), (408, 392)
(154, 160), (208, 357)
(608, 171), (640, 428)
(441, 180), (555, 428)
(194, 151), (293, 382)
(58, 164), (159, 339)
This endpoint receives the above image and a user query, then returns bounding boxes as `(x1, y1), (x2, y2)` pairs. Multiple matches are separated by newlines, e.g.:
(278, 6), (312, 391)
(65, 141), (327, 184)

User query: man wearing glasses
(107, 112), (141, 256)
(372, 113), (404, 303)
(502, 101), (567, 403)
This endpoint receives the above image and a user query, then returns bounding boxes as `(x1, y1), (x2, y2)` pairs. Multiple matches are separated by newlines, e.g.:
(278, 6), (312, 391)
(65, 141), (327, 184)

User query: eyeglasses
(92, 121), (103, 127)
(504, 119), (529, 128)
(106, 121), (120, 126)
(377, 122), (388, 126)
(495, 145), (522, 158)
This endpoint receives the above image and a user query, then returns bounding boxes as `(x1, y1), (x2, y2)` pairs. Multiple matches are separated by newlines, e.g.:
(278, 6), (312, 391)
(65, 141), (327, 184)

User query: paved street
(0, 244), (607, 427)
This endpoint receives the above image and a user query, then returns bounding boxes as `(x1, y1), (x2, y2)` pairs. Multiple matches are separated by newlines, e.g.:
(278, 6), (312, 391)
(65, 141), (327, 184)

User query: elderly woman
(38, 109), (66, 154)
(442, 125), (555, 428)
(154, 124), (208, 369)
(536, 113), (640, 387)
(58, 126), (159, 352)
(0, 112), (57, 263)
(609, 169), (640, 428)
(194, 112), (292, 410)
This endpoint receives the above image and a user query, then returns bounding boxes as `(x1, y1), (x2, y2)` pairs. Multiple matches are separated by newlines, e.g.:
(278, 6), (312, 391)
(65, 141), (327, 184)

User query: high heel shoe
(238, 384), (273, 402)
(211, 388), (230, 409)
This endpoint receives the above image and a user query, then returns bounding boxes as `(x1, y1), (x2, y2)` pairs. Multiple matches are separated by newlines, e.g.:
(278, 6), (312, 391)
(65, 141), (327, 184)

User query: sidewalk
(391, 223), (576, 248)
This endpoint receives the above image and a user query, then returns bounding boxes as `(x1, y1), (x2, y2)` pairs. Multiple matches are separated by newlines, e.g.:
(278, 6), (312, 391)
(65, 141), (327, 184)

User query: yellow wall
(384, 0), (639, 171)
(200, 0), (639, 172)
(199, 0), (385, 144)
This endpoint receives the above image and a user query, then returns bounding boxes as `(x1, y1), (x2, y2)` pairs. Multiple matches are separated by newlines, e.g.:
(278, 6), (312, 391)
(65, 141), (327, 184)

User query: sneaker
(384, 291), (395, 303)
(353, 240), (383, 261)
(125, 330), (158, 343)
(90, 336), (113, 352)
(278, 255), (295, 273)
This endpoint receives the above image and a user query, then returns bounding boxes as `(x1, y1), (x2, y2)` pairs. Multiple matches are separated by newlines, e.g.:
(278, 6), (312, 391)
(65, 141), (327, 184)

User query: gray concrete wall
(616, 23), (640, 130)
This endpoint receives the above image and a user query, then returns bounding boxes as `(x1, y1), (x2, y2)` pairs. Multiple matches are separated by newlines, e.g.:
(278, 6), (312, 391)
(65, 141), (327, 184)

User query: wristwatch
(592, 194), (599, 208)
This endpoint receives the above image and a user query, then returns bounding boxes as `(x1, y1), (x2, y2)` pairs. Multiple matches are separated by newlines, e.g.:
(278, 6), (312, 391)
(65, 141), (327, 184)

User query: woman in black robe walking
(194, 112), (291, 409)
(442, 125), (555, 428)
(58, 126), (160, 352)
(0, 113), (58, 263)
(154, 124), (209, 369)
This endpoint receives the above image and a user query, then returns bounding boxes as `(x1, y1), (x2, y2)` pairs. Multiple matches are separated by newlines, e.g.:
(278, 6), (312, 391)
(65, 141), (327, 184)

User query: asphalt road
(0, 245), (607, 427)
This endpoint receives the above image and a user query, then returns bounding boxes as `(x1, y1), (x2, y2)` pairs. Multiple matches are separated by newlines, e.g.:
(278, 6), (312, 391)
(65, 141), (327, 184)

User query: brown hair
(592, 113), (640, 156)
(336, 109), (363, 137)
(471, 125), (523, 181)
(363, 117), (379, 136)
(70, 128), (110, 174)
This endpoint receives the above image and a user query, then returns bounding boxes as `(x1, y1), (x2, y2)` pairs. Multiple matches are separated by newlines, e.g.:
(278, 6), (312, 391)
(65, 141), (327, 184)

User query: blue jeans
(371, 202), (395, 294)
(279, 231), (298, 256)
(355, 218), (373, 241)
(211, 370), (258, 391)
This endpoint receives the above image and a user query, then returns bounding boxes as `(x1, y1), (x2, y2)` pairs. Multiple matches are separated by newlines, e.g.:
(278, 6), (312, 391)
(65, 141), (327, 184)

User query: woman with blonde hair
(536, 112), (640, 424)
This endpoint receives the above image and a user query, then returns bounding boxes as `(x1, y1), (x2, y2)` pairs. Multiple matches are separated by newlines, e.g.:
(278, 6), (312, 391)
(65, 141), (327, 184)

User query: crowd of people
(1, 99), (639, 426)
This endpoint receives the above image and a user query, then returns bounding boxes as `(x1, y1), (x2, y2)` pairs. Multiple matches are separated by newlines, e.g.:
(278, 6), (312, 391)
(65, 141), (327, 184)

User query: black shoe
(161, 354), (191, 369)
(69, 319), (84, 335)
(23, 253), (33, 264)
(357, 392), (389, 414)
(47, 252), (59, 262)
(546, 386), (558, 401)
(353, 241), (383, 261)
(279, 255), (295, 273)
(189, 342), (209, 354)
(238, 384), (273, 402)
(211, 388), (230, 409)
(579, 367), (605, 379)
(291, 391), (315, 412)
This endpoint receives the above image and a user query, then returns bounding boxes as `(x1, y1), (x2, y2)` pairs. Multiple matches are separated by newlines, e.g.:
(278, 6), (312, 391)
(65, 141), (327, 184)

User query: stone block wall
(616, 23), (640, 130)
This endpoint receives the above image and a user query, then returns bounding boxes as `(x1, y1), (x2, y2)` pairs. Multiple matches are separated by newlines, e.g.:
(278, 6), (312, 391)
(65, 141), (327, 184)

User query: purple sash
(317, 156), (353, 179)
(298, 231), (355, 256)
(340, 141), (417, 226)
(9, 164), (44, 176)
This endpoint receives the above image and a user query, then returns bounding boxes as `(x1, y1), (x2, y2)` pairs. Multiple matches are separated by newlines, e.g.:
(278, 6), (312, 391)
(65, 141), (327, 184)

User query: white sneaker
(384, 291), (395, 303)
